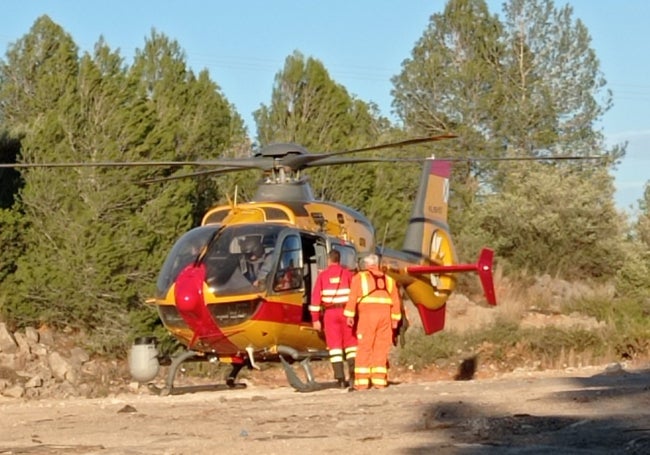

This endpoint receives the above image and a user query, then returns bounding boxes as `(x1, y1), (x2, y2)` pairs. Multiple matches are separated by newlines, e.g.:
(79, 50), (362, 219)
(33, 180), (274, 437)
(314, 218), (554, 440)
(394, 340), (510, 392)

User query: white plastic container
(128, 336), (160, 382)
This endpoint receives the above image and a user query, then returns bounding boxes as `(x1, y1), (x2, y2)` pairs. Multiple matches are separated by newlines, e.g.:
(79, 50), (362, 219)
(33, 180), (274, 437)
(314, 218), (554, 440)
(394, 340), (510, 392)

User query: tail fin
(403, 158), (452, 256)
(398, 158), (497, 335)
(402, 158), (456, 275)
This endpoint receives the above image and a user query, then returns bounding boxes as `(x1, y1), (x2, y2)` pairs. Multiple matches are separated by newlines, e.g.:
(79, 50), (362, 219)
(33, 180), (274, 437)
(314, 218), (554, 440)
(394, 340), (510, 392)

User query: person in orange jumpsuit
(310, 249), (357, 388)
(344, 254), (401, 390)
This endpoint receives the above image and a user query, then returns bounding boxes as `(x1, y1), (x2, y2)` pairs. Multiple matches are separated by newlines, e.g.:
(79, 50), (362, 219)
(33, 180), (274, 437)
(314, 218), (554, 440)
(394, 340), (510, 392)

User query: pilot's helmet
(240, 236), (265, 260)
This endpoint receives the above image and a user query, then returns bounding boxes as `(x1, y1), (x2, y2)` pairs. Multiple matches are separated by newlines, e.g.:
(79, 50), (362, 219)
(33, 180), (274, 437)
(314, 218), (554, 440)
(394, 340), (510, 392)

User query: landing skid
(279, 355), (345, 392)
(150, 350), (247, 396)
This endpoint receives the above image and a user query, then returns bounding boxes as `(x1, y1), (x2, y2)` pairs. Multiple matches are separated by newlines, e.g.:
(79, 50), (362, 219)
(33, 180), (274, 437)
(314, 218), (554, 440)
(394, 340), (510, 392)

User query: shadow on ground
(403, 368), (650, 454)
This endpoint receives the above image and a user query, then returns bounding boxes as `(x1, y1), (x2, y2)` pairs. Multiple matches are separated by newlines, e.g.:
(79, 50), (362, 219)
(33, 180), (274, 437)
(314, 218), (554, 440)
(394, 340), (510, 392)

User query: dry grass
(397, 272), (650, 373)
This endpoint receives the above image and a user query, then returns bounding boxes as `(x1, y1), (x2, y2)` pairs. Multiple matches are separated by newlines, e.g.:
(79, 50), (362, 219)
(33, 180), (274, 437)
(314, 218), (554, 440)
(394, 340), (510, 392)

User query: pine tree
(391, 0), (624, 276)
(0, 132), (24, 285)
(0, 19), (246, 350)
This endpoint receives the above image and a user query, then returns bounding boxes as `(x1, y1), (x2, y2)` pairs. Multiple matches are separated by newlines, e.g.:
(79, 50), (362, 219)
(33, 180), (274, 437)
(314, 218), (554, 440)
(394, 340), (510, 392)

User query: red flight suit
(344, 266), (401, 389)
(310, 263), (357, 377)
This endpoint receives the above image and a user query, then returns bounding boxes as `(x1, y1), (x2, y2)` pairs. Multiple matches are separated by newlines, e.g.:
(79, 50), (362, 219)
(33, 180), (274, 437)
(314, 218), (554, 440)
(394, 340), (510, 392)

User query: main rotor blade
(0, 135), (455, 172)
(0, 158), (271, 170)
(282, 134), (458, 170)
(179, 157), (274, 170)
(305, 157), (422, 167)
(305, 154), (605, 168)
(334, 134), (458, 155)
(0, 160), (201, 169)
(140, 167), (250, 184)
(443, 155), (606, 162)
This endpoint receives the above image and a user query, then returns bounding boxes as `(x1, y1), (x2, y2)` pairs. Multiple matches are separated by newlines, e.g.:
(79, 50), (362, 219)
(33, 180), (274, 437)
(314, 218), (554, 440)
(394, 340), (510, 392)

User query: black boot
(347, 358), (355, 388)
(332, 362), (347, 388)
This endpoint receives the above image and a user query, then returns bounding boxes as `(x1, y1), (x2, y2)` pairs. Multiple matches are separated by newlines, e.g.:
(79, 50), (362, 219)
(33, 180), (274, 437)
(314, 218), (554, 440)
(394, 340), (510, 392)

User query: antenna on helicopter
(380, 224), (389, 259)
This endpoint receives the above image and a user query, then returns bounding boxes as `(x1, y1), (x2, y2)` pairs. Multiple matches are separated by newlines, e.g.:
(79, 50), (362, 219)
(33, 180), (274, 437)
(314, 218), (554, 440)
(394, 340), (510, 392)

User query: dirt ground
(1, 362), (650, 455)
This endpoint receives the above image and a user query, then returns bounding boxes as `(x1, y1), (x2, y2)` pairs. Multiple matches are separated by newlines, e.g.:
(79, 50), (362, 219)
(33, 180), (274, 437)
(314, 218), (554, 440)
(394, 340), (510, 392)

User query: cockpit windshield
(155, 225), (218, 297)
(156, 224), (285, 298)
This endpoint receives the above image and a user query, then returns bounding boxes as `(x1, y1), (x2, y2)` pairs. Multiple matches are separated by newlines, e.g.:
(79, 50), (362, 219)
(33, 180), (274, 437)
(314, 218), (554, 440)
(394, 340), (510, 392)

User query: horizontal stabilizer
(406, 248), (497, 305)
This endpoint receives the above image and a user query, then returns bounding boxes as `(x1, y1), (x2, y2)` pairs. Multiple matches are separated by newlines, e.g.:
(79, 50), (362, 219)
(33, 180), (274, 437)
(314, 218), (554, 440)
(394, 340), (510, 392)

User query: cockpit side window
(273, 234), (303, 292)
(331, 244), (358, 272)
(203, 225), (281, 294)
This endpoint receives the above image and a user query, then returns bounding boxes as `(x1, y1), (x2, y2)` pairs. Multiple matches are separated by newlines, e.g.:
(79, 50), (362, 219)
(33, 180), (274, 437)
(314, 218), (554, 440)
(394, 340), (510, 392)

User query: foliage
(566, 294), (650, 361)
(391, 0), (507, 209)
(0, 131), (22, 208)
(397, 274), (650, 371)
(636, 182), (650, 248)
(620, 183), (650, 298)
(614, 244), (650, 299)
(391, 0), (625, 279)
(129, 31), (248, 222)
(564, 293), (650, 332)
(0, 17), (244, 351)
(0, 207), (26, 284)
(521, 327), (607, 364)
(254, 51), (382, 197)
(465, 161), (625, 278)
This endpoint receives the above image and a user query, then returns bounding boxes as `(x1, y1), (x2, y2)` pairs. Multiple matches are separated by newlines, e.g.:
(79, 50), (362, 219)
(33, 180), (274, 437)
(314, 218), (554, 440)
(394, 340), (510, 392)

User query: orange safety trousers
(353, 304), (392, 390)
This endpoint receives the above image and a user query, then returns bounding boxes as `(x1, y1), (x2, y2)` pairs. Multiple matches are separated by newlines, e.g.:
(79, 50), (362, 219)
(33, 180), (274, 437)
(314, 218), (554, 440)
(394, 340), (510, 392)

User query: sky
(2, 1), (648, 214)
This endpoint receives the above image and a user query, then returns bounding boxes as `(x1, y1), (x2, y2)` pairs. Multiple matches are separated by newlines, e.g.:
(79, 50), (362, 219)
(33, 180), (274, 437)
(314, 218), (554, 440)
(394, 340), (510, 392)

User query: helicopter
(2, 134), (606, 393)
(1, 134), (498, 394)
(130, 135), (498, 394)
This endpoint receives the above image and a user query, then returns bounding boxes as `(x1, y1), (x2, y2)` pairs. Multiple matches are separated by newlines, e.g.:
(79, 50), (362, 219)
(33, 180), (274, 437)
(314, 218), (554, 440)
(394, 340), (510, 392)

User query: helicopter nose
(174, 264), (205, 313)
(173, 263), (223, 336)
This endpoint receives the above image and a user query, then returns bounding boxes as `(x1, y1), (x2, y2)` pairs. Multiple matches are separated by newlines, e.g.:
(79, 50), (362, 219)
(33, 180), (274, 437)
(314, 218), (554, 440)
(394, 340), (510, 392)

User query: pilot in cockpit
(240, 236), (273, 287)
